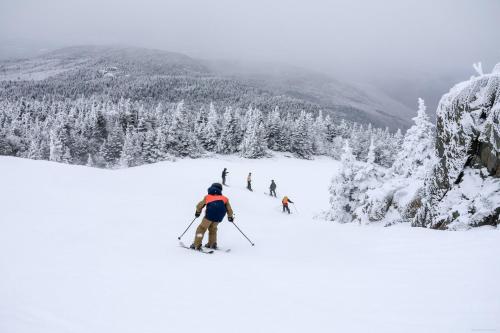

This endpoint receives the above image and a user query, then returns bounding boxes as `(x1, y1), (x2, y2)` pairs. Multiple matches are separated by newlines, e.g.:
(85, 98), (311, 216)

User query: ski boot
(190, 243), (202, 251)
(204, 242), (218, 250)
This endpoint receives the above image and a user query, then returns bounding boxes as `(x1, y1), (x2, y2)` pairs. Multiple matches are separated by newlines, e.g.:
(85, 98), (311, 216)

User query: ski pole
(177, 217), (198, 240)
(231, 220), (255, 246)
(292, 203), (299, 213)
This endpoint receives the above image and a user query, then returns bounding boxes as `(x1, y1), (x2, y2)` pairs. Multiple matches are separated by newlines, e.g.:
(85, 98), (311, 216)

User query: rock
(413, 65), (500, 229)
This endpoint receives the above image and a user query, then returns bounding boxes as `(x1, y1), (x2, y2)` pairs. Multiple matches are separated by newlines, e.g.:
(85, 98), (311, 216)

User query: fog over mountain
(1, 0), (499, 117)
(0, 45), (416, 129)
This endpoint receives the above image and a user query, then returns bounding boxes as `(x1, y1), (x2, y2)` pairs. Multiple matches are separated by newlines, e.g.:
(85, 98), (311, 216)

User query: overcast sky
(1, 0), (499, 78)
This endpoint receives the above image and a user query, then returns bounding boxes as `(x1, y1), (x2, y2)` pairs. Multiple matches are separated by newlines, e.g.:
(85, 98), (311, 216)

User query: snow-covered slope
(1, 156), (499, 333)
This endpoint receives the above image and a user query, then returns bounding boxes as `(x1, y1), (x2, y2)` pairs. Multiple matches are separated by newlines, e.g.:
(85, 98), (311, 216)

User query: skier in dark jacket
(269, 180), (277, 197)
(190, 183), (234, 250)
(247, 172), (253, 191)
(222, 168), (228, 185)
(282, 196), (294, 214)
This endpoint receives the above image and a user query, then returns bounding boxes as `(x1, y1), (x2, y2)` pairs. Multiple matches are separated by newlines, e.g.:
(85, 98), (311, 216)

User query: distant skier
(247, 172), (253, 191)
(222, 168), (228, 185)
(190, 183), (234, 250)
(282, 196), (294, 214)
(269, 180), (277, 197)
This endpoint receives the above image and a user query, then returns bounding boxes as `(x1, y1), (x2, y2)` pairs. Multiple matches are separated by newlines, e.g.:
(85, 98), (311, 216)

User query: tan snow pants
(193, 218), (218, 247)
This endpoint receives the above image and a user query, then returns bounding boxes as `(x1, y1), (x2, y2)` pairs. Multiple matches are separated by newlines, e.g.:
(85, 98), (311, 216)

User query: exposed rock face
(414, 65), (500, 229)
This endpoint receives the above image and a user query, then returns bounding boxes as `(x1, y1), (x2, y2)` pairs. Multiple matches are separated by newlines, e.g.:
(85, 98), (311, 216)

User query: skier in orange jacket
(282, 196), (294, 214)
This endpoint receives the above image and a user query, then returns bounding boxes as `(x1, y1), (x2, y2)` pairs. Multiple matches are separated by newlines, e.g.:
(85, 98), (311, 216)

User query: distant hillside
(0, 45), (414, 129)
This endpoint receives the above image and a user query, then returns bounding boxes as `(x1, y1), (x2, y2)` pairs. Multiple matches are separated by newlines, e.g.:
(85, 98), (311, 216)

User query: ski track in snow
(0, 156), (499, 333)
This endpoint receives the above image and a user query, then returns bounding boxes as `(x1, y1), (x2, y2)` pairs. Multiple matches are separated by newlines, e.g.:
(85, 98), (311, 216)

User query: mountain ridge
(0, 45), (414, 129)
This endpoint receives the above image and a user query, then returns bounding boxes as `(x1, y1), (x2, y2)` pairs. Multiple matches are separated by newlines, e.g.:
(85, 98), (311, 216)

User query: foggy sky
(1, 0), (499, 78)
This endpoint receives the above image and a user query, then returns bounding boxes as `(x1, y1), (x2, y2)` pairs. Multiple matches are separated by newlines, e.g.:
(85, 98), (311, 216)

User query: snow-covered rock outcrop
(414, 64), (500, 229)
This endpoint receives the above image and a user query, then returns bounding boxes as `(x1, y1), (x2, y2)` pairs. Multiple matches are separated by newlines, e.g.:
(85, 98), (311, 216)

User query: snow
(436, 168), (500, 230)
(0, 156), (499, 333)
(0, 58), (89, 81)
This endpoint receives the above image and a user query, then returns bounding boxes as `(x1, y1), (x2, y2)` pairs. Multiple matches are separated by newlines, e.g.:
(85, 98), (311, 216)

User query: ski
(201, 245), (231, 253)
(212, 247), (231, 253)
(179, 242), (214, 254)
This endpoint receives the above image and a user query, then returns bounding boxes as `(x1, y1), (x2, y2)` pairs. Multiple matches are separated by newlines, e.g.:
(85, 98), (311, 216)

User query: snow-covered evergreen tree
(154, 125), (170, 161)
(202, 102), (220, 151)
(277, 112), (293, 152)
(217, 107), (239, 154)
(27, 135), (46, 160)
(266, 107), (282, 151)
(120, 128), (138, 167)
(102, 122), (124, 167)
(167, 101), (201, 157)
(366, 136), (376, 165)
(327, 140), (358, 223)
(194, 106), (208, 143)
(312, 111), (327, 155)
(49, 130), (64, 162)
(86, 153), (94, 167)
(291, 111), (314, 159)
(240, 108), (267, 158)
(142, 130), (158, 164)
(392, 98), (435, 179)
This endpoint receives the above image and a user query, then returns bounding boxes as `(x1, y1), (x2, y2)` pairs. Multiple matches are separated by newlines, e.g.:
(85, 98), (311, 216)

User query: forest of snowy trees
(327, 62), (500, 229)
(327, 98), (435, 226)
(0, 97), (403, 168)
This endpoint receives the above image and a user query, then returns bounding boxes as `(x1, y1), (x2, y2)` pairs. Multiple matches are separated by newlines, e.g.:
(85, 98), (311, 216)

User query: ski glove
(195, 212), (201, 218)
(228, 216), (234, 222)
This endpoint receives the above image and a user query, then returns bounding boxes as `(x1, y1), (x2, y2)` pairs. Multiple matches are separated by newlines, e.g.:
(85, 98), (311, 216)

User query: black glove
(228, 216), (234, 222)
(195, 212), (201, 218)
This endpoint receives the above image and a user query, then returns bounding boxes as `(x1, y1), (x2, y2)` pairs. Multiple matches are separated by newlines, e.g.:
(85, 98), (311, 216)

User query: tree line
(0, 97), (403, 168)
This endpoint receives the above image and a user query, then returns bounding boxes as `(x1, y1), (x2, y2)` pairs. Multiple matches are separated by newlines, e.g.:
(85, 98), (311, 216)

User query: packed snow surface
(0, 156), (499, 333)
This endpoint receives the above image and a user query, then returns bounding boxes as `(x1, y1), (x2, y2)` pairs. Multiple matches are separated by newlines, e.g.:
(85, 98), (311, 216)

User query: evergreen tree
(327, 140), (358, 223)
(102, 122), (124, 167)
(154, 125), (170, 161)
(324, 114), (337, 143)
(167, 101), (201, 157)
(120, 127), (142, 167)
(240, 108), (267, 158)
(203, 102), (219, 151)
(86, 153), (94, 167)
(312, 110), (327, 155)
(350, 123), (370, 159)
(49, 130), (64, 162)
(217, 107), (239, 154)
(337, 119), (349, 139)
(194, 106), (208, 147)
(366, 136), (376, 165)
(142, 130), (158, 164)
(392, 98), (435, 179)
(266, 107), (282, 151)
(277, 112), (293, 152)
(291, 111), (314, 159)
